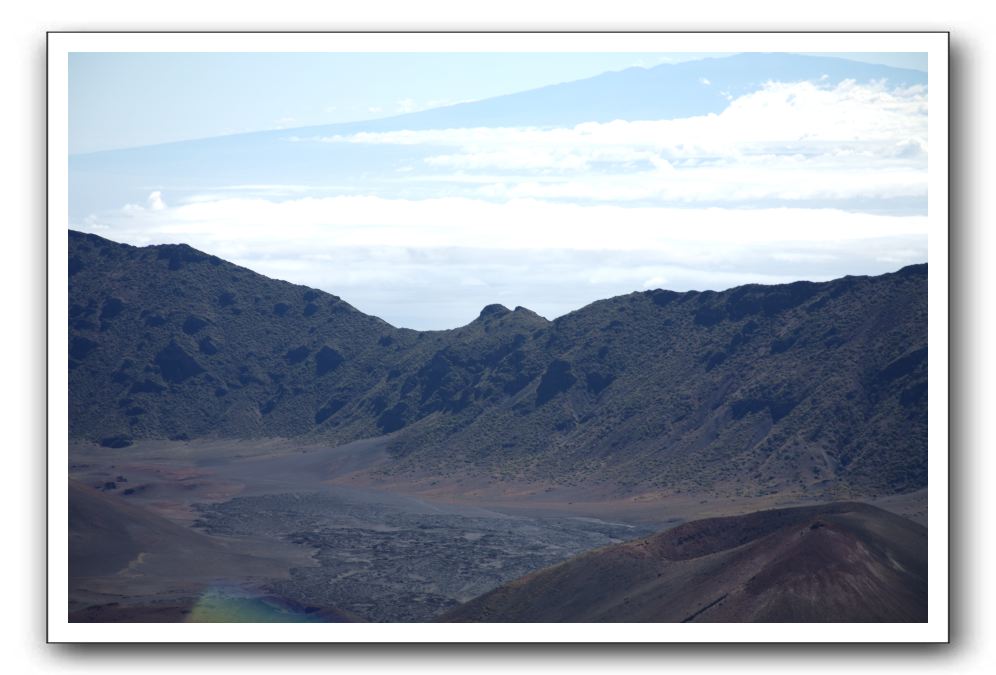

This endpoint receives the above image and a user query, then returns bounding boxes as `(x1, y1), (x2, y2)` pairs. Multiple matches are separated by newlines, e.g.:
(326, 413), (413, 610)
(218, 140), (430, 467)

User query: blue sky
(69, 52), (714, 153)
(69, 52), (930, 329)
(69, 52), (927, 154)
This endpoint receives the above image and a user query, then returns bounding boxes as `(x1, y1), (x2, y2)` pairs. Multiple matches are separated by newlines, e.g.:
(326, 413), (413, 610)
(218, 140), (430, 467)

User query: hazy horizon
(69, 51), (930, 330)
(69, 51), (927, 155)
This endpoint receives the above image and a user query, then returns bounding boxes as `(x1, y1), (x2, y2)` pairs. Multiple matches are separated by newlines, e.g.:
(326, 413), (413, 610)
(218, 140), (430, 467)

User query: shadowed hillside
(68, 231), (926, 497)
(69, 479), (287, 581)
(442, 502), (927, 622)
(68, 480), (353, 622)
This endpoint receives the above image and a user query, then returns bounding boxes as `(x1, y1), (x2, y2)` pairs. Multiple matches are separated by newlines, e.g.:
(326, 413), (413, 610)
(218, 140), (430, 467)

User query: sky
(69, 52), (723, 154)
(68, 52), (931, 329)
(68, 52), (927, 154)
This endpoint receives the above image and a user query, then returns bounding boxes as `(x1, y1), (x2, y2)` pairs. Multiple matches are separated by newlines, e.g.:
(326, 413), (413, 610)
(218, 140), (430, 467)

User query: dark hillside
(69, 230), (406, 443)
(380, 264), (927, 497)
(68, 231), (927, 496)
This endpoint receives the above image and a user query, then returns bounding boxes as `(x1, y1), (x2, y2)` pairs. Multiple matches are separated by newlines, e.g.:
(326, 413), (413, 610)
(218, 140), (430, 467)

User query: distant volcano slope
(442, 502), (927, 623)
(69, 53), (927, 220)
(68, 231), (926, 497)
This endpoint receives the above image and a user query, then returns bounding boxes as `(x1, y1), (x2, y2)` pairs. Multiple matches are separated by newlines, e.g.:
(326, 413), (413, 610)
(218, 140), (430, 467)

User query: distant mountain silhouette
(68, 230), (927, 497)
(442, 502), (927, 622)
(75, 53), (927, 156)
(294, 52), (926, 131)
(69, 53), (927, 219)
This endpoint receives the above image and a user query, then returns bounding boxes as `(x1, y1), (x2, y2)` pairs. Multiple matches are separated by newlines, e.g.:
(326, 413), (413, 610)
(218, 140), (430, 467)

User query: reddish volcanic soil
(442, 502), (927, 623)
(68, 440), (927, 623)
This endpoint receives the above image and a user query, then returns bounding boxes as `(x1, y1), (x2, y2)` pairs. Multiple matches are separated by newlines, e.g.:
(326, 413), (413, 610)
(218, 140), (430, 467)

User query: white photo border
(47, 31), (949, 643)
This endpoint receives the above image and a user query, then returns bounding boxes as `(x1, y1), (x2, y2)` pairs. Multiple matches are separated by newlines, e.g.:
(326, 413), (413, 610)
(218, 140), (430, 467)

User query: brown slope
(69, 478), (296, 581)
(441, 502), (926, 622)
(69, 479), (359, 622)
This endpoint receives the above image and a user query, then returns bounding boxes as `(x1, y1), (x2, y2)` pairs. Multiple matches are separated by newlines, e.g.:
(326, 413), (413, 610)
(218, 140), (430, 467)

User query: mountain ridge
(68, 230), (927, 498)
(71, 53), (927, 159)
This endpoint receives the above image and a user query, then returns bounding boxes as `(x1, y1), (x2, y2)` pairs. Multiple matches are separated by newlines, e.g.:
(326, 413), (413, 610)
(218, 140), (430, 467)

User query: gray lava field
(193, 491), (653, 622)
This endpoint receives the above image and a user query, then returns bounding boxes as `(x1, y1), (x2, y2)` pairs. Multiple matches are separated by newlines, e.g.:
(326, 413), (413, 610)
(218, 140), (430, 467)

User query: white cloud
(465, 161), (925, 205)
(425, 147), (592, 172)
(81, 194), (928, 253)
(146, 191), (166, 211)
(74, 193), (928, 329)
(699, 77), (711, 85)
(284, 79), (927, 208)
(301, 80), (926, 155)
(71, 78), (931, 329)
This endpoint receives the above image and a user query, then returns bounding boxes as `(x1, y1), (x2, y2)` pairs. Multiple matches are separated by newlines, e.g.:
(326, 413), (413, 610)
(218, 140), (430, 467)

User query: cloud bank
(286, 80), (927, 208)
(72, 78), (930, 329)
(78, 193), (927, 329)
